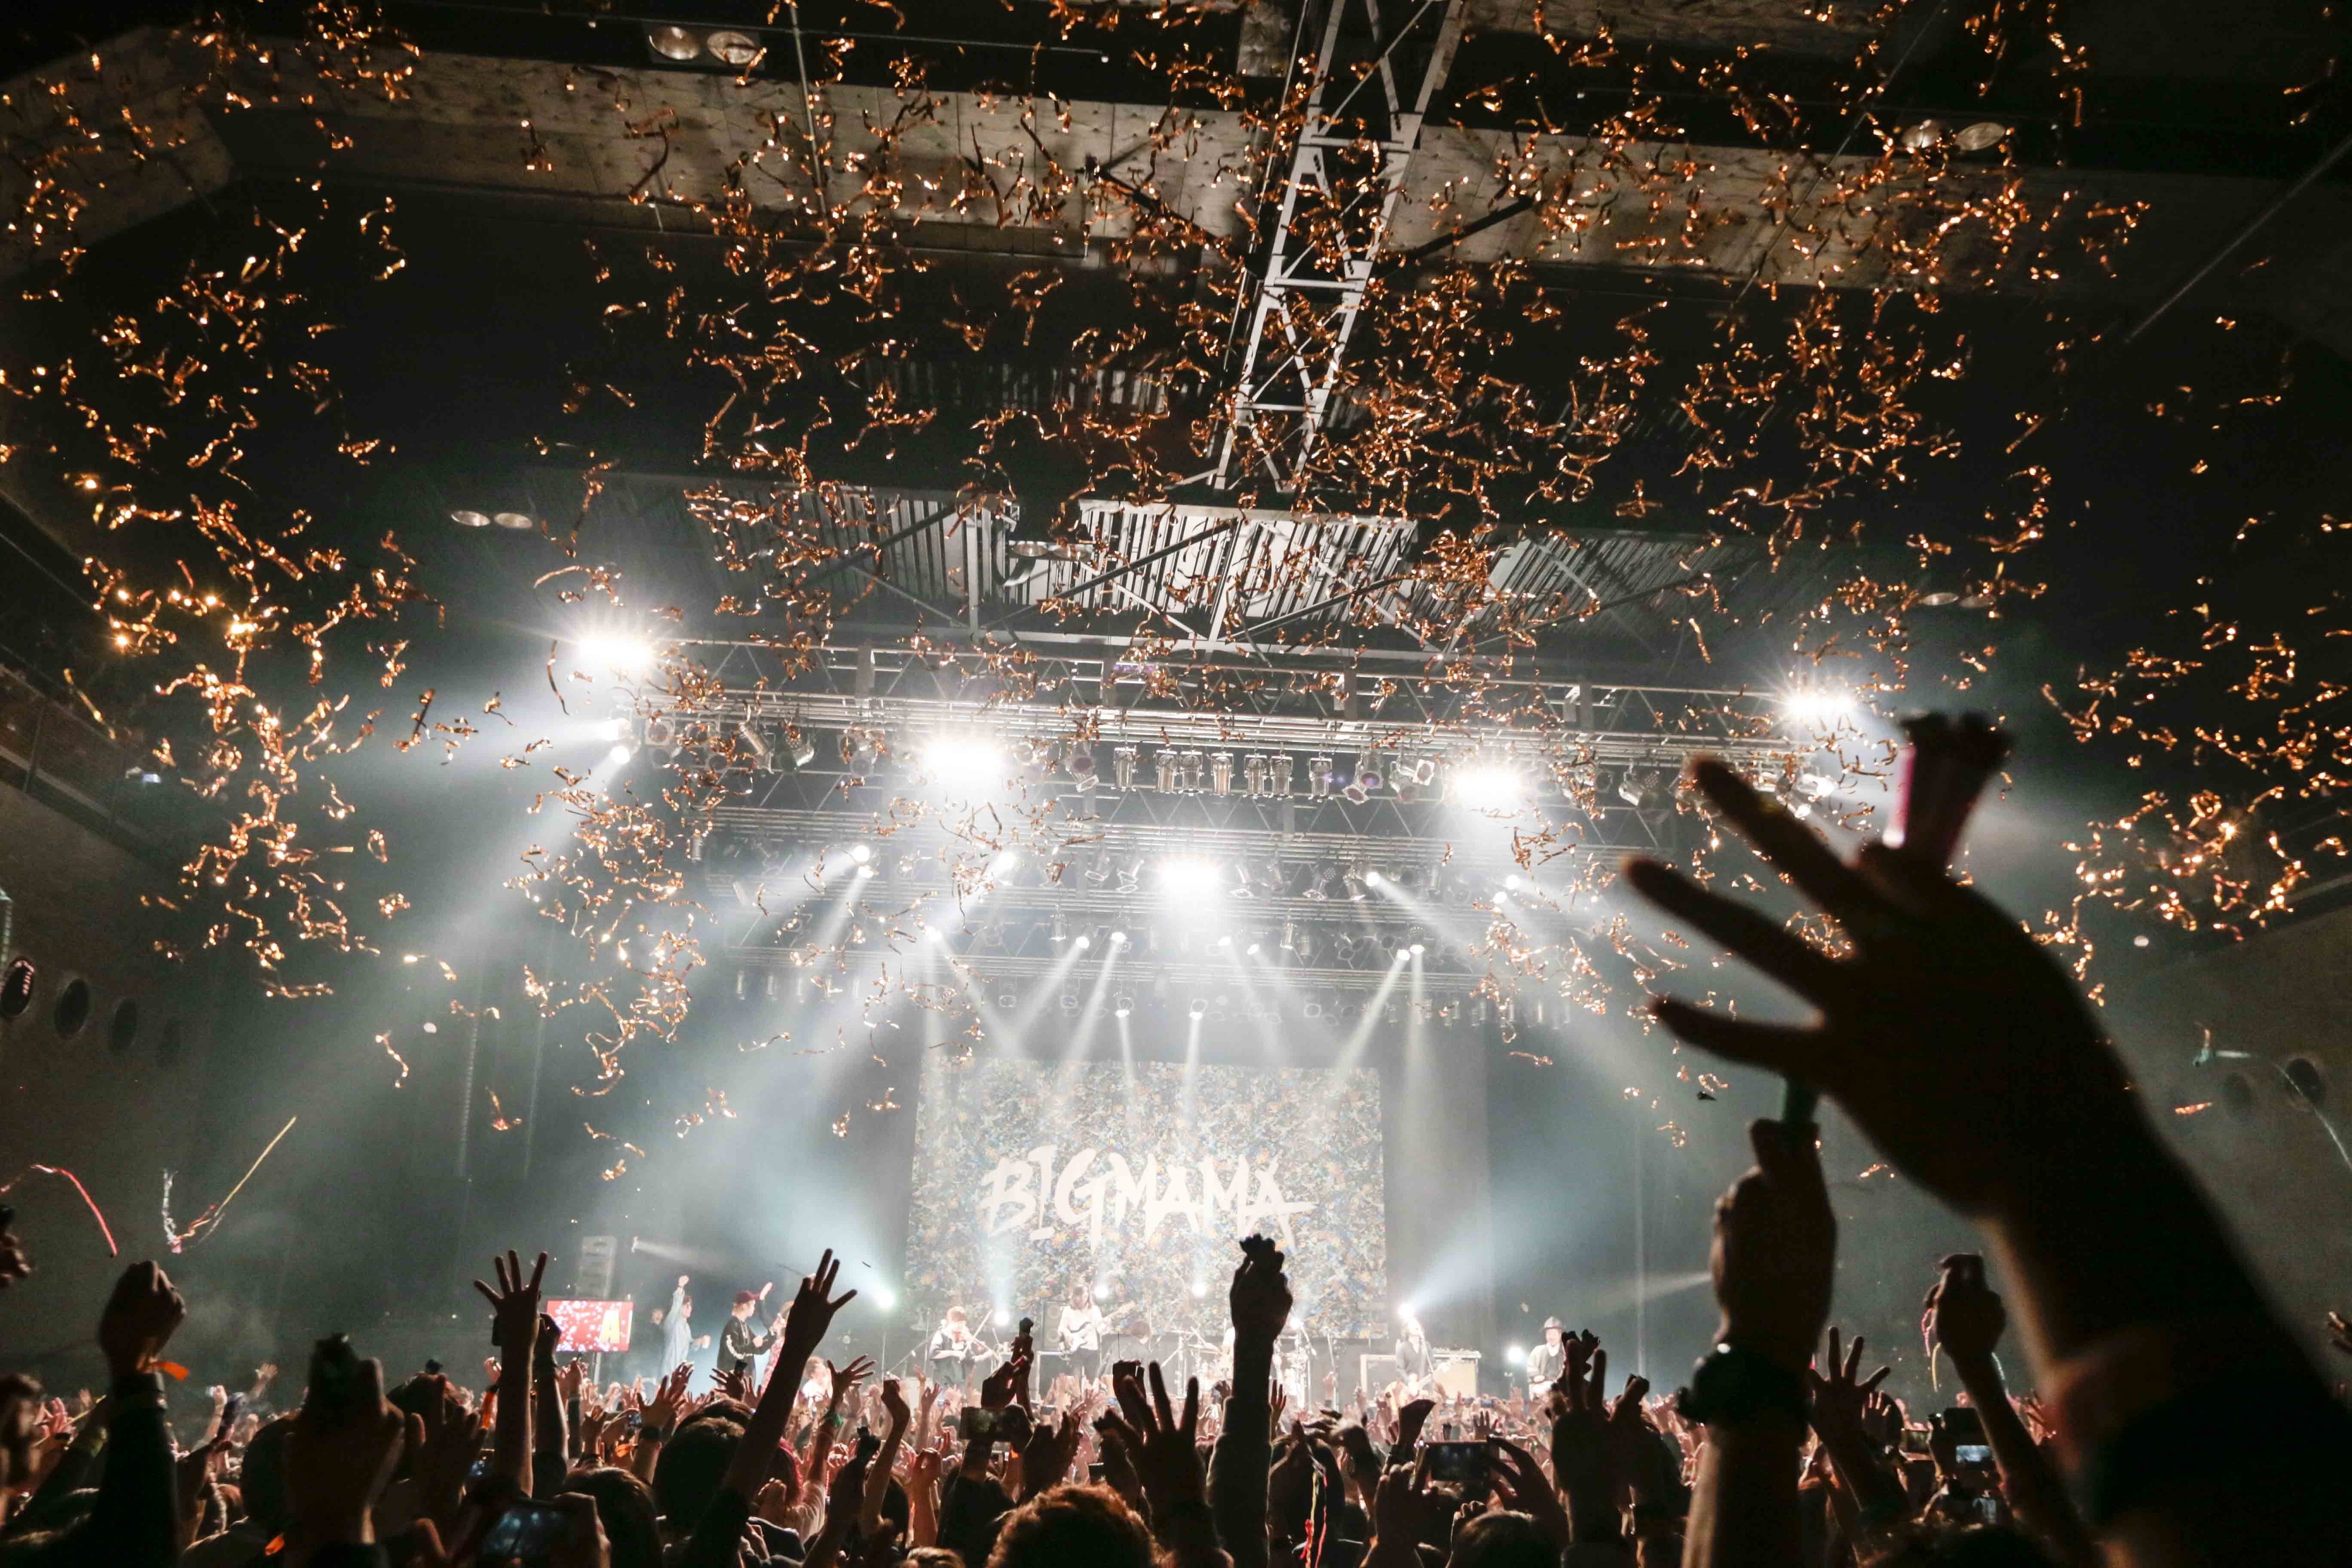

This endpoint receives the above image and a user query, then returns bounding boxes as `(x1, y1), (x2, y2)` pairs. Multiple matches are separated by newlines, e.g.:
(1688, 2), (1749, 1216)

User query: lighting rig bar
(727, 946), (1494, 1000)
(674, 639), (1793, 768)
(702, 802), (1675, 869)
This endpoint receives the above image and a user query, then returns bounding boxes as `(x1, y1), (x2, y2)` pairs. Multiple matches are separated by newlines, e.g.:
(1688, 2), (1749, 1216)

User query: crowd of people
(3, 758), (2350, 1566)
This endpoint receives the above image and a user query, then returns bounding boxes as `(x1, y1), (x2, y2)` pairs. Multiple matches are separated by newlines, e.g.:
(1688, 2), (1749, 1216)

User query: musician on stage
(1395, 1312), (1433, 1391)
(1525, 1316), (1566, 1398)
(929, 1305), (980, 1389)
(1057, 1281), (1106, 1385)
(718, 1284), (780, 1377)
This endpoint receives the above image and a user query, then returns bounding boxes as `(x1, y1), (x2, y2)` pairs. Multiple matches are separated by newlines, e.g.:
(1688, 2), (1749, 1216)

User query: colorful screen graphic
(546, 1298), (634, 1354)
(904, 1057), (1386, 1341)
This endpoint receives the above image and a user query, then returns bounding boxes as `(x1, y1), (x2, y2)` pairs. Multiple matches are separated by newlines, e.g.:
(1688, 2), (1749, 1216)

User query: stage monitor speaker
(1358, 1353), (1401, 1393)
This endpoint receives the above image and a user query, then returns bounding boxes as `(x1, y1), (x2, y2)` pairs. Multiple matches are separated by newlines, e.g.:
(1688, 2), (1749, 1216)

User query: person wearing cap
(717, 1282), (780, 1378)
(1526, 1316), (1567, 1397)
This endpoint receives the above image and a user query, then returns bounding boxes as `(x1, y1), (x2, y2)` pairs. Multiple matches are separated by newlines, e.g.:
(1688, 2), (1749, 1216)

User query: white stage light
(597, 718), (628, 741)
(855, 864), (875, 879)
(1093, 1282), (1109, 1300)
(925, 735), (1007, 787)
(1110, 929), (1128, 947)
(604, 744), (634, 766)
(1161, 856), (1220, 891)
(1365, 870), (1384, 888)
(1188, 998), (1207, 1020)
(995, 1308), (1011, 1326)
(1506, 1344), (1525, 1366)
(876, 1288), (898, 1312)
(1782, 689), (1854, 726)
(1189, 1279), (1207, 1298)
(576, 633), (657, 677)
(1075, 934), (1092, 950)
(990, 850), (1020, 876)
(1451, 763), (1524, 808)
(849, 843), (873, 864)
(1504, 873), (1522, 891)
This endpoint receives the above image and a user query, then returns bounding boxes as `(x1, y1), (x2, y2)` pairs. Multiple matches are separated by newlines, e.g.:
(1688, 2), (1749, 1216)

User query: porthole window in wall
(0, 959), (32, 1020)
(108, 998), (140, 1056)
(53, 978), (91, 1040)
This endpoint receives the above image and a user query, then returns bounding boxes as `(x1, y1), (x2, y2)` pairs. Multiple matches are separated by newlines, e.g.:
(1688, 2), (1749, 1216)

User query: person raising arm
(1628, 756), (2352, 1567)
(1676, 1120), (1829, 1568)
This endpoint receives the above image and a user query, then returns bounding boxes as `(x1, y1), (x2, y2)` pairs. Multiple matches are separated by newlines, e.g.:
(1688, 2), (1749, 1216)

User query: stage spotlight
(1188, 998), (1207, 1020)
(1051, 913), (1069, 944)
(874, 1287), (898, 1312)
(450, 508), (493, 528)
(1335, 933), (1357, 966)
(604, 744), (634, 767)
(1409, 929), (1427, 955)
(1270, 753), (1295, 796)
(1229, 862), (1254, 899)
(924, 735), (1007, 787)
(1189, 1279), (1207, 1298)
(1364, 869), (1384, 889)
(1085, 850), (1113, 885)
(576, 632), (657, 677)
(1162, 856), (1220, 891)
(1114, 994), (1133, 1017)
(1782, 688), (1854, 726)
(849, 843), (873, 864)
(1281, 920), (1298, 951)
(1216, 934), (1234, 949)
(2134, 934), (2151, 948)
(1243, 753), (1268, 795)
(1113, 745), (1138, 790)
(1110, 929), (1130, 949)
(995, 1308), (1012, 1326)
(1342, 865), (1368, 901)
(1307, 754), (1333, 798)
(1117, 856), (1144, 894)
(855, 863), (876, 879)
(1075, 934), (1092, 951)
(1246, 937), (1262, 956)
(1451, 762), (1524, 808)
(1506, 1344), (1525, 1367)
(646, 23), (703, 59)
(1504, 873), (1522, 891)
(1617, 769), (1670, 809)
(596, 718), (628, 741)
(1092, 1282), (1109, 1301)
(1210, 751), (1234, 794)
(784, 728), (818, 769)
(1153, 750), (1180, 792)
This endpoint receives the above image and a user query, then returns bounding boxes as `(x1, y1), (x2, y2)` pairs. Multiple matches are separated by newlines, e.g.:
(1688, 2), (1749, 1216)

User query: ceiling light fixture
(704, 28), (760, 64)
(646, 24), (702, 59)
